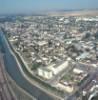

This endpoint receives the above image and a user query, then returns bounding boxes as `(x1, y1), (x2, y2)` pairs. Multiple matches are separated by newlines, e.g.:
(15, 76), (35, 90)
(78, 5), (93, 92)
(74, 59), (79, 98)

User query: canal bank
(0, 32), (56, 100)
(0, 31), (64, 100)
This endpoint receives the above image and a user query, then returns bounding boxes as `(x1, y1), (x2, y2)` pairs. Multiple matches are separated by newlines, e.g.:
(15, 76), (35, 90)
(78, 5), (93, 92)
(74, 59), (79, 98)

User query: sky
(0, 0), (98, 14)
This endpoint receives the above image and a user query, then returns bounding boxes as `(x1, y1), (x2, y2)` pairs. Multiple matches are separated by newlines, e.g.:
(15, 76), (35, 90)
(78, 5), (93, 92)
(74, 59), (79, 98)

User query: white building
(38, 67), (53, 79)
(37, 58), (71, 79)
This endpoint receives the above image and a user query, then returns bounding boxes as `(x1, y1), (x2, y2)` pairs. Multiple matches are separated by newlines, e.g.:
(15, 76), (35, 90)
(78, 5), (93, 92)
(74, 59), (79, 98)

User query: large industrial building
(37, 58), (71, 79)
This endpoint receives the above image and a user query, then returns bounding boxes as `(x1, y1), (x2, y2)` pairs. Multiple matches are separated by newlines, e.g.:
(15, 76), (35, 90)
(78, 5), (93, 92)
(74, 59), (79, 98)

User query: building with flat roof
(37, 58), (71, 79)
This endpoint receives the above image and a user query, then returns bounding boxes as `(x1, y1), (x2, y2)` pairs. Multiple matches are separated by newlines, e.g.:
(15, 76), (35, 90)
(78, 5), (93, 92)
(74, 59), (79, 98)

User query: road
(0, 52), (16, 100)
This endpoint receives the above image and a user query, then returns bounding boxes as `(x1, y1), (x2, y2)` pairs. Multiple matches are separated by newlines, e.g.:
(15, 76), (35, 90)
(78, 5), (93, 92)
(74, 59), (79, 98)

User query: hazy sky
(0, 0), (98, 14)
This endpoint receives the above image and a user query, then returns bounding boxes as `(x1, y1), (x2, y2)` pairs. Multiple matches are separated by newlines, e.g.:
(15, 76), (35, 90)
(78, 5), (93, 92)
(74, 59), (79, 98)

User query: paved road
(0, 52), (16, 100)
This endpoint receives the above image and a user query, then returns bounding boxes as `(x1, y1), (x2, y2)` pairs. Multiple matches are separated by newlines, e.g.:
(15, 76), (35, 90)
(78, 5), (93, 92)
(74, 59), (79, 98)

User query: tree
(82, 32), (91, 39)
(31, 62), (40, 70)
(84, 32), (91, 39)
(95, 32), (98, 39)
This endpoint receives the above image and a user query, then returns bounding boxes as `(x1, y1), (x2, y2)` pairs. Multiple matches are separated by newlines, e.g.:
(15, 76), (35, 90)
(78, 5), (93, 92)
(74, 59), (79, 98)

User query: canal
(0, 32), (55, 100)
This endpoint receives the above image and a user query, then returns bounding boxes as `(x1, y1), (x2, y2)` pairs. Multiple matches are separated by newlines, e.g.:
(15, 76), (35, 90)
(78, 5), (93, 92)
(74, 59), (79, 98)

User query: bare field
(48, 10), (98, 17)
